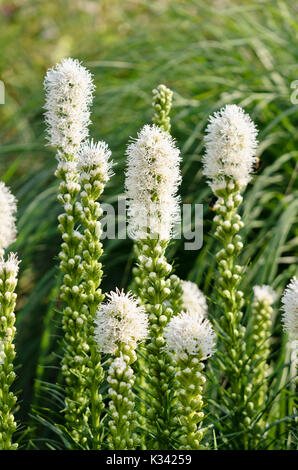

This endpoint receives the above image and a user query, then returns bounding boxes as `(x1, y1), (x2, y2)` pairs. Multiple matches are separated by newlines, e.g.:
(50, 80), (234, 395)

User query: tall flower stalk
(152, 85), (188, 318)
(0, 182), (19, 450)
(125, 124), (181, 448)
(164, 311), (216, 449)
(44, 58), (107, 446)
(76, 139), (112, 447)
(94, 290), (148, 449)
(248, 285), (277, 446)
(203, 104), (258, 449)
(281, 277), (298, 349)
(281, 277), (298, 443)
(0, 254), (19, 450)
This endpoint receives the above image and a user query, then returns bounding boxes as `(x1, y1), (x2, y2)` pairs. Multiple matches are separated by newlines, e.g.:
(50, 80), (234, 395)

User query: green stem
(248, 297), (273, 446)
(212, 182), (251, 449)
(174, 355), (206, 449)
(134, 238), (177, 449)
(56, 162), (90, 447)
(79, 163), (107, 448)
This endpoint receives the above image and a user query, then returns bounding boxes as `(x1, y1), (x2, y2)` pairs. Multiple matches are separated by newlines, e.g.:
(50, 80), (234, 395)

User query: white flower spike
(203, 104), (258, 191)
(181, 280), (208, 317)
(94, 289), (149, 354)
(164, 311), (216, 360)
(0, 182), (17, 255)
(281, 277), (298, 341)
(44, 57), (94, 157)
(125, 124), (181, 240)
(253, 285), (277, 305)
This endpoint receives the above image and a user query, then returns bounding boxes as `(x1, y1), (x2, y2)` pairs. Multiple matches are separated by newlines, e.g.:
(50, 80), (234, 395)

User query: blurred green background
(0, 0), (297, 442)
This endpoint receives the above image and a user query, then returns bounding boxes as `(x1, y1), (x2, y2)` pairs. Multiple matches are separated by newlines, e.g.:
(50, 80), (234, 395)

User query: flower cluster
(94, 290), (149, 354)
(0, 252), (20, 278)
(77, 139), (113, 182)
(44, 58), (94, 157)
(253, 285), (277, 306)
(181, 281), (208, 318)
(0, 182), (17, 255)
(164, 311), (216, 360)
(281, 277), (298, 341)
(203, 104), (258, 191)
(125, 124), (181, 240)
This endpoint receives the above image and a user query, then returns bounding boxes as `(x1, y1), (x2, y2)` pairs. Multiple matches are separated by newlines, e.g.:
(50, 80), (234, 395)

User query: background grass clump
(0, 0), (297, 449)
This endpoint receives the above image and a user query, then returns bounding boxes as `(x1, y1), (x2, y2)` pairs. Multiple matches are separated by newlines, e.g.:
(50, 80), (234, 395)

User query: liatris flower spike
(281, 277), (298, 343)
(248, 285), (277, 446)
(203, 104), (258, 193)
(94, 290), (148, 450)
(44, 58), (102, 447)
(164, 312), (216, 449)
(151, 86), (186, 319)
(44, 57), (94, 158)
(75, 139), (113, 448)
(0, 182), (19, 450)
(125, 124), (181, 241)
(203, 105), (259, 449)
(126, 124), (181, 447)
(0, 253), (20, 450)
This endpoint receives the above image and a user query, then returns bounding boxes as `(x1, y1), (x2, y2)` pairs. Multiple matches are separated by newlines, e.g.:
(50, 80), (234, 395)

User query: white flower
(181, 280), (208, 317)
(0, 252), (20, 278)
(94, 289), (149, 354)
(164, 311), (216, 360)
(44, 57), (94, 157)
(253, 285), (277, 305)
(281, 277), (298, 341)
(0, 182), (17, 254)
(203, 104), (258, 191)
(125, 124), (181, 240)
(77, 139), (113, 182)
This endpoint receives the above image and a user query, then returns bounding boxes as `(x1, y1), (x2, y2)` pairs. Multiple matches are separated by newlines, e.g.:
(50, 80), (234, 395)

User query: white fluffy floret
(0, 252), (20, 277)
(181, 281), (208, 317)
(125, 124), (181, 240)
(281, 277), (298, 341)
(203, 104), (258, 191)
(164, 311), (216, 360)
(77, 139), (113, 182)
(94, 289), (149, 354)
(44, 58), (94, 156)
(0, 182), (17, 253)
(253, 285), (277, 305)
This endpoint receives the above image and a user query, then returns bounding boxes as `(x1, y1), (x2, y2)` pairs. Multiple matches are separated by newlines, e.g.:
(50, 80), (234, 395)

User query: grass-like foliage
(0, 0), (297, 450)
